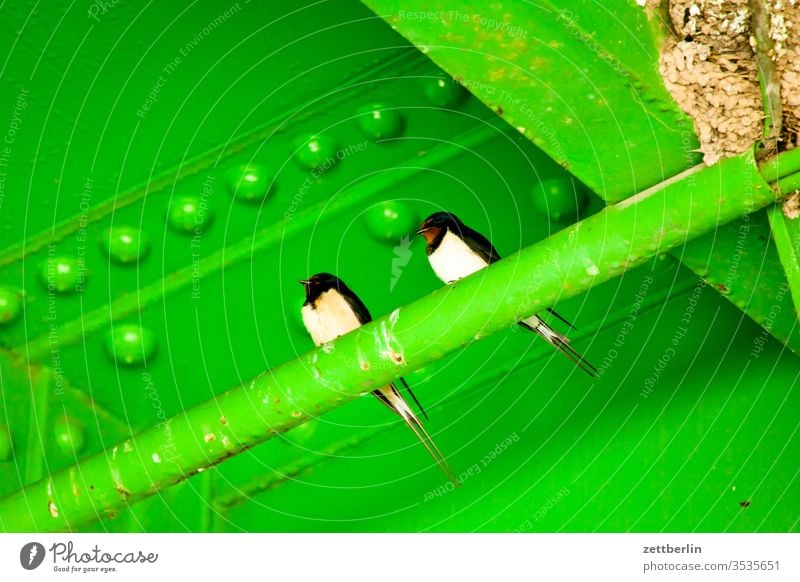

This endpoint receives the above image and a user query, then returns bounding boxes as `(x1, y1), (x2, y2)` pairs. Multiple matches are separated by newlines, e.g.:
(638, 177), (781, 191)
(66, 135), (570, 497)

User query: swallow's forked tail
(546, 307), (577, 330)
(398, 377), (429, 421)
(375, 385), (460, 486)
(519, 316), (597, 378)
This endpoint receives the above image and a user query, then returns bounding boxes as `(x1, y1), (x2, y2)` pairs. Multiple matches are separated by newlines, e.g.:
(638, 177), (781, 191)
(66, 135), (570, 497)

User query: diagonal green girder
(0, 151), (778, 532)
(768, 205), (800, 320)
(360, 0), (800, 351)
(361, 0), (697, 201)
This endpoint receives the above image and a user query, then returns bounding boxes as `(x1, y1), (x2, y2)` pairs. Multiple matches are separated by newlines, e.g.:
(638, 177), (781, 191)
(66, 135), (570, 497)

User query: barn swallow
(417, 212), (596, 377)
(300, 273), (458, 483)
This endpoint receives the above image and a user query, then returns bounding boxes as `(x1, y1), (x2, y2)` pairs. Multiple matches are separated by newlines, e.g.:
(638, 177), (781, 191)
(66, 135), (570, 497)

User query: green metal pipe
(760, 148), (800, 184)
(0, 151), (777, 532)
(776, 171), (800, 195)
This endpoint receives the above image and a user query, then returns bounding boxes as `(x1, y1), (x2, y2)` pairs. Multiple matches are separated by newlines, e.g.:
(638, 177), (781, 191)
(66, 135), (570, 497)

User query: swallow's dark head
(299, 272), (344, 303)
(416, 212), (462, 244)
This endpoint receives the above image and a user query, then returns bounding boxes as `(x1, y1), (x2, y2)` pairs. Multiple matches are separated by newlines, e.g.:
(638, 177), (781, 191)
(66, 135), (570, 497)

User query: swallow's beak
(415, 225), (428, 236)
(298, 279), (310, 287)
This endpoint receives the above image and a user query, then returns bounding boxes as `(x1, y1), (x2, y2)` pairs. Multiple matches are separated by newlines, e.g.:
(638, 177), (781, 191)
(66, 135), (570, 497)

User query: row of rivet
(2, 80), (589, 371)
(0, 418), (86, 462)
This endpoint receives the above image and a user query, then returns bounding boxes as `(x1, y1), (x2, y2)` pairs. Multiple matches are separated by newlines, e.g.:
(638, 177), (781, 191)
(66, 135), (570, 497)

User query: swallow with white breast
(416, 212), (597, 377)
(299, 272), (458, 483)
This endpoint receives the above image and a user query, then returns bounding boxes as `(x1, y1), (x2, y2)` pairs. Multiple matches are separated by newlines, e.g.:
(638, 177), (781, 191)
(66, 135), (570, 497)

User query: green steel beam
(0, 151), (778, 532)
(678, 212), (800, 354)
(360, 0), (800, 354)
(759, 148), (800, 184)
(361, 0), (698, 202)
(768, 205), (800, 318)
(776, 171), (800, 195)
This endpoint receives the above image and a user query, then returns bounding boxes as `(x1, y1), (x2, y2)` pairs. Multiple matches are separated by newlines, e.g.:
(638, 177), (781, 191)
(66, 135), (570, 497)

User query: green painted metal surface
(361, 0), (698, 201)
(0, 0), (798, 533)
(768, 206), (800, 319)
(365, 0), (800, 358)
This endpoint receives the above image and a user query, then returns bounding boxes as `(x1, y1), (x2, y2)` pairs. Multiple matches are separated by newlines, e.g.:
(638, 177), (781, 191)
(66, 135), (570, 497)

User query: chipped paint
(221, 435), (232, 449)
(204, 433), (216, 443)
(376, 309), (405, 365)
(151, 453), (161, 464)
(356, 345), (371, 371)
(48, 500), (59, 518)
(123, 441), (134, 453)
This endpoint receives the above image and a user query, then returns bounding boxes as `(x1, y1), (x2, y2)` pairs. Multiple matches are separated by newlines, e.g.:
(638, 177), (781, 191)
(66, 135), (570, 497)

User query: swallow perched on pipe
(299, 272), (458, 483)
(416, 212), (596, 377)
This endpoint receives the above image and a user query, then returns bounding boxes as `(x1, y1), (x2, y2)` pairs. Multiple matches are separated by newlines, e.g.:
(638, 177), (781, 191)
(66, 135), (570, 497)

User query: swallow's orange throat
(421, 225), (441, 244)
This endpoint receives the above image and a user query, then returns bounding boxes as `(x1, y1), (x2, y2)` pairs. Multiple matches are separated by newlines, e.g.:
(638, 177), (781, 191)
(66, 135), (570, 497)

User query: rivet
(225, 164), (276, 203)
(106, 323), (157, 366)
(39, 256), (85, 294)
(294, 134), (338, 171)
(0, 288), (22, 325)
(101, 226), (150, 264)
(422, 76), (468, 108)
(364, 200), (418, 243)
(531, 178), (588, 222)
(53, 417), (85, 457)
(168, 195), (214, 235)
(356, 104), (404, 140)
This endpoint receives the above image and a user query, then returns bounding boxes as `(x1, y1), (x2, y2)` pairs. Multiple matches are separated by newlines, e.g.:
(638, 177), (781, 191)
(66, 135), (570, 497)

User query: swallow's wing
(460, 225), (502, 264)
(337, 283), (372, 325)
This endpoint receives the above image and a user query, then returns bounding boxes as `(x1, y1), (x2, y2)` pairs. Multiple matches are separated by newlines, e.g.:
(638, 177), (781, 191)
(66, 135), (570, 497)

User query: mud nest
(657, 0), (800, 165)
